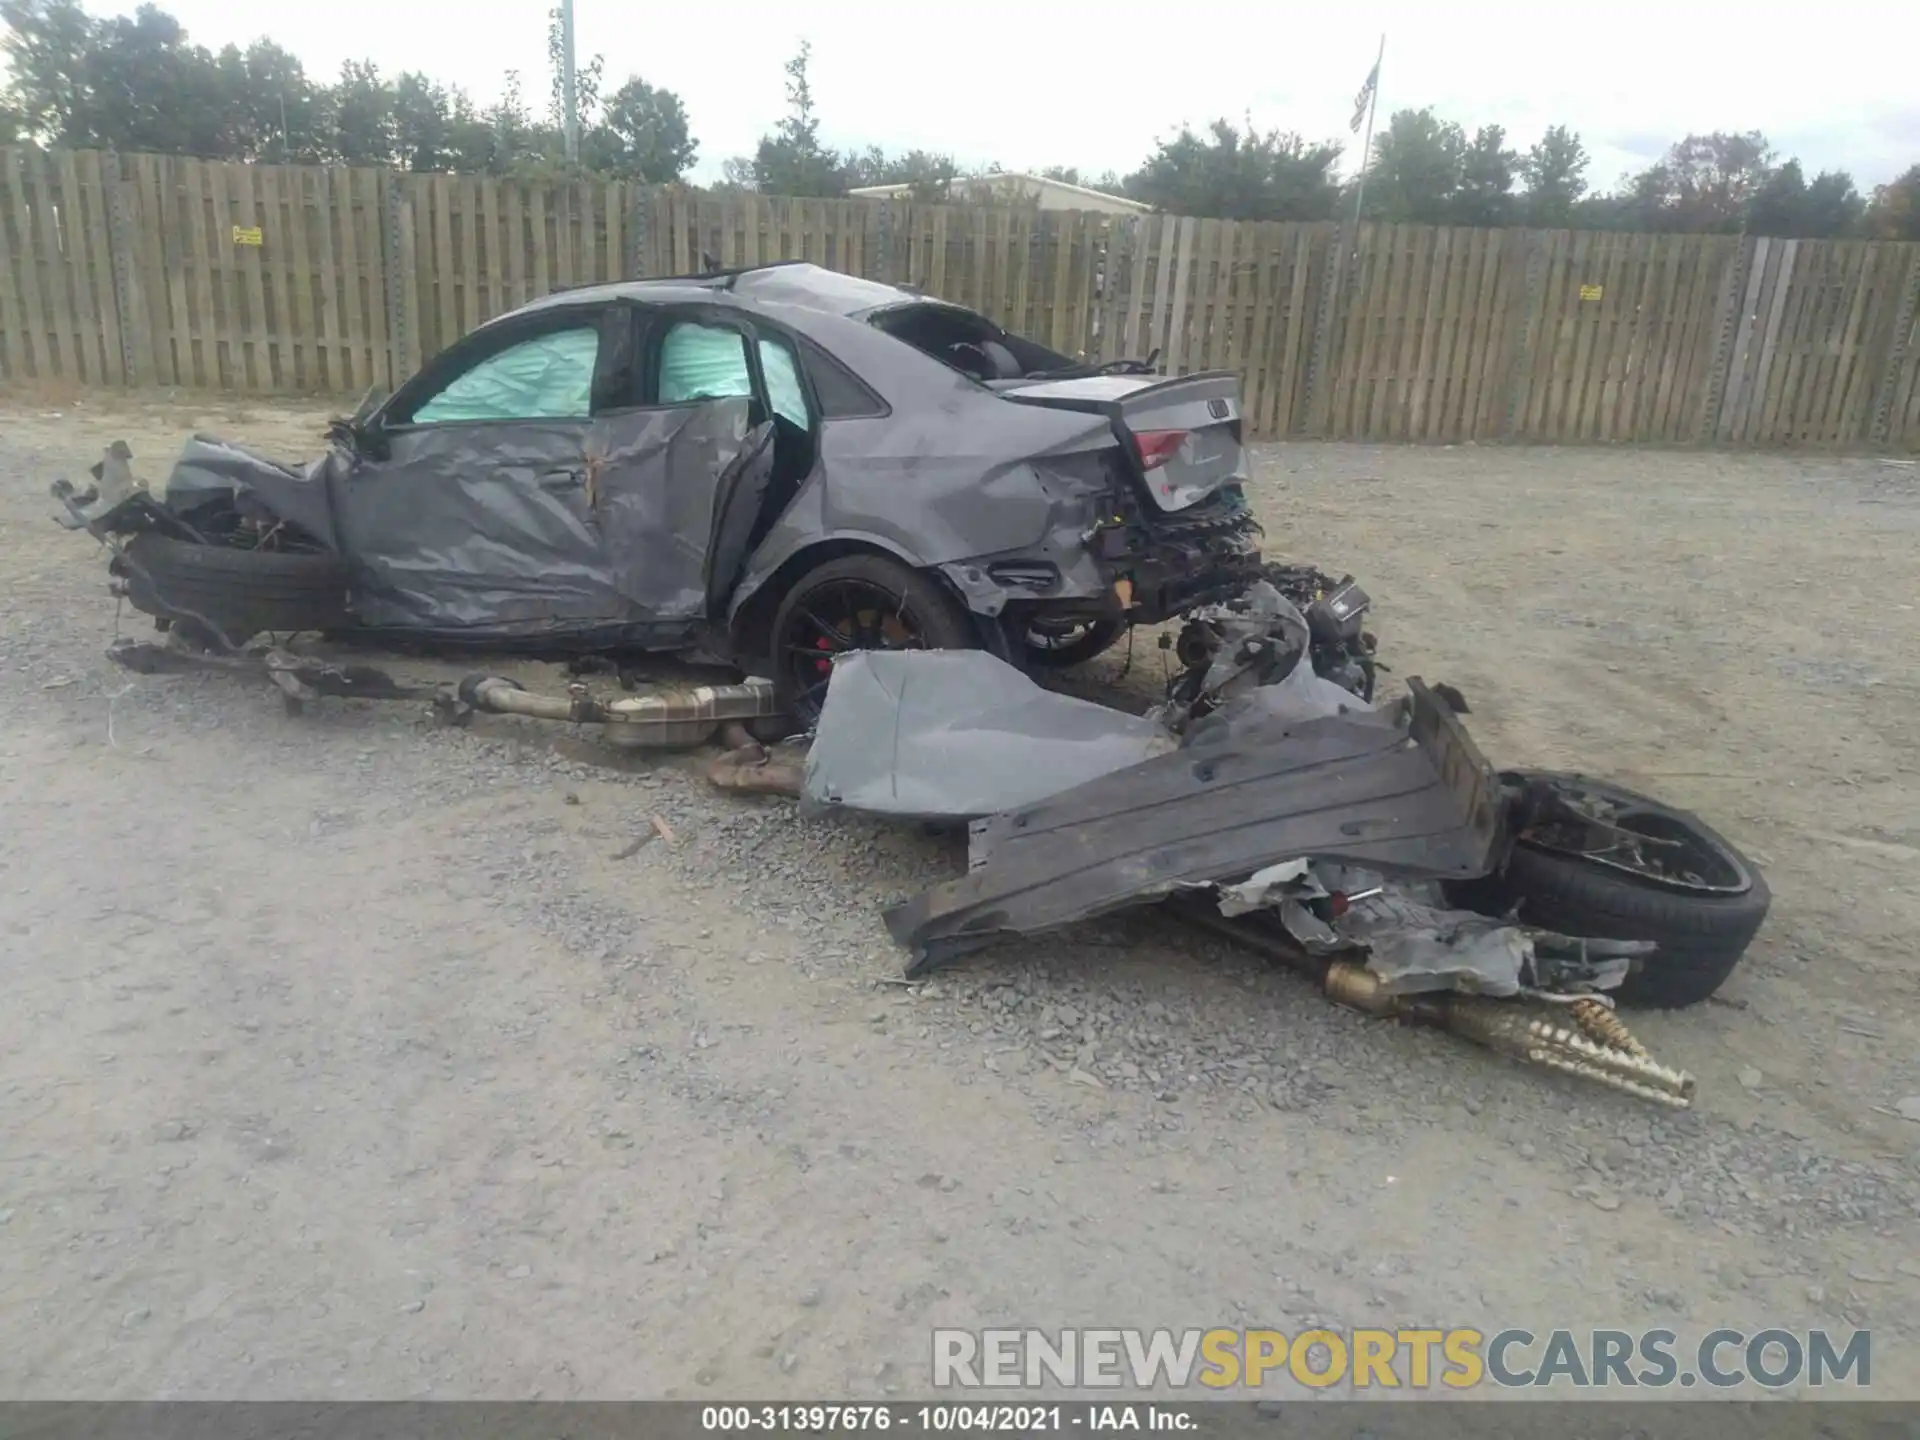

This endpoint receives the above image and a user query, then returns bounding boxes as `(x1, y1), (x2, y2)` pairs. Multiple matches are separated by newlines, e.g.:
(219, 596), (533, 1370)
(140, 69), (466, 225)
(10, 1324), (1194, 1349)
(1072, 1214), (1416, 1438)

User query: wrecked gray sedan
(65, 261), (1262, 721)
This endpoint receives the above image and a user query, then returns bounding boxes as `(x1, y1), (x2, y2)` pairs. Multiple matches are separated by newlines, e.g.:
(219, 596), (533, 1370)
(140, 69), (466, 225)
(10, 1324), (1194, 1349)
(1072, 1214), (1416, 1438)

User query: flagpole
(1349, 33), (1386, 233)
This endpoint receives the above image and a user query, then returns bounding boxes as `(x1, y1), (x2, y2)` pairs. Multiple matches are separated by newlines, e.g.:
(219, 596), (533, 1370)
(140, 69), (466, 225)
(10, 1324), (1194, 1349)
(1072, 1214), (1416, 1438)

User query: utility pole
(560, 0), (580, 164)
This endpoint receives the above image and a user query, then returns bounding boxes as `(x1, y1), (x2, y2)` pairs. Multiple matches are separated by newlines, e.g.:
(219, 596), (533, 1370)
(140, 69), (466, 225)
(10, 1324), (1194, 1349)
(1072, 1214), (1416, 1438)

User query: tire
(770, 553), (975, 726)
(119, 531), (350, 646)
(1452, 774), (1771, 1009)
(1022, 617), (1125, 670)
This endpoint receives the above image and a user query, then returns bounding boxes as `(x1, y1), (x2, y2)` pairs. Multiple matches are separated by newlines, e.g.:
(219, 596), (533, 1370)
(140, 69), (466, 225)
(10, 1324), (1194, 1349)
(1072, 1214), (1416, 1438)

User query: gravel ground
(1, 391), (1918, 1399)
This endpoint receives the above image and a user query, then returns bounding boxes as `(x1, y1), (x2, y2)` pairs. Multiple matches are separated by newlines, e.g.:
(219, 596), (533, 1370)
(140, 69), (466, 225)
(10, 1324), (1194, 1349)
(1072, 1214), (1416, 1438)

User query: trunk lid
(995, 371), (1246, 512)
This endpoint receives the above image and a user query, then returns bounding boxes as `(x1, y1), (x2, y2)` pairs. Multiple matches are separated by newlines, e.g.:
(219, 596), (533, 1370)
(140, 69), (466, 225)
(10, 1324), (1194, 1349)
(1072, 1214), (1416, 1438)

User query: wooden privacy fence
(5, 146), (1920, 447)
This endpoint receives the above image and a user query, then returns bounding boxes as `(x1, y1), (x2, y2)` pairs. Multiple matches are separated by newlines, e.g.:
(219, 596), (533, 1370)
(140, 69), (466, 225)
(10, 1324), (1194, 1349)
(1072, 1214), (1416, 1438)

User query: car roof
(510, 261), (933, 323)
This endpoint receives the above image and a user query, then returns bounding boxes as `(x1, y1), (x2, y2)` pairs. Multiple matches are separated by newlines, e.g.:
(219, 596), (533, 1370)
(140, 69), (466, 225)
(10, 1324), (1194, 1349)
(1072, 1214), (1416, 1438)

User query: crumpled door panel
(590, 399), (773, 618)
(334, 420), (625, 633)
(332, 400), (769, 636)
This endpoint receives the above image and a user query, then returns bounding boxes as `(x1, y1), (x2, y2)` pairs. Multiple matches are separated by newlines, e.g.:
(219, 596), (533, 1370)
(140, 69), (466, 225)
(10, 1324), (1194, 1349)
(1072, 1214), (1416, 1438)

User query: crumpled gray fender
(165, 435), (344, 549)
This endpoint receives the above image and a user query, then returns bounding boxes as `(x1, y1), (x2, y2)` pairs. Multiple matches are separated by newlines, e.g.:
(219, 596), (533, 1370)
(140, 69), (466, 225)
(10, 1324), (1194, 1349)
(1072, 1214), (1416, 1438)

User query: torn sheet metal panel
(1337, 888), (1533, 997)
(803, 650), (1173, 819)
(886, 679), (1506, 972)
(1212, 858), (1643, 998)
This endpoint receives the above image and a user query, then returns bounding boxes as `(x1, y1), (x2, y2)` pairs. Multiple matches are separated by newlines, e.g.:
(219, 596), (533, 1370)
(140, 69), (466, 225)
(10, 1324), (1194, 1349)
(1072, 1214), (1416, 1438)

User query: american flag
(1350, 59), (1381, 133)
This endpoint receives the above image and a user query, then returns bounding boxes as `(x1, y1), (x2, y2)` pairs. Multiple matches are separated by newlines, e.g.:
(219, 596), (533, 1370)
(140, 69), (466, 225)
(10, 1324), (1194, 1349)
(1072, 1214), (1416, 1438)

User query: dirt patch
(2, 392), (1917, 1399)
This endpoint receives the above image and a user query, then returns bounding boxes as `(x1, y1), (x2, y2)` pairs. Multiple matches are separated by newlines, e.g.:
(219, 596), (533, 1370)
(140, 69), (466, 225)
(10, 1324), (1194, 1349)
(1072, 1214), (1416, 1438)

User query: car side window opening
(658, 321), (810, 429)
(869, 303), (1074, 382)
(410, 326), (602, 424)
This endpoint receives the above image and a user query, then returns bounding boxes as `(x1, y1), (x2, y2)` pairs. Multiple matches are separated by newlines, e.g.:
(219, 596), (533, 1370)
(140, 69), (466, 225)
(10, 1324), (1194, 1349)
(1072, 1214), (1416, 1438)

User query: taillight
(1133, 429), (1189, 471)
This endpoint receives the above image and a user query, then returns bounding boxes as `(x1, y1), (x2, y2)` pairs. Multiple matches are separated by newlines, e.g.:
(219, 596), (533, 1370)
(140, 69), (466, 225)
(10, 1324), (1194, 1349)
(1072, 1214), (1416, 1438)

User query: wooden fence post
(627, 186), (650, 278)
(1301, 223), (1346, 436)
(1868, 248), (1920, 447)
(1698, 236), (1755, 443)
(102, 150), (148, 386)
(1500, 230), (1549, 439)
(1716, 236), (1772, 442)
(1095, 215), (1134, 362)
(381, 172), (417, 382)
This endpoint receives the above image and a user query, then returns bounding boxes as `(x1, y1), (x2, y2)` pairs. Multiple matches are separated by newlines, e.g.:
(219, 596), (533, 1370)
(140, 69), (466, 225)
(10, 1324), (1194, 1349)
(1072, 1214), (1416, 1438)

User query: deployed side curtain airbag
(659, 322), (810, 429)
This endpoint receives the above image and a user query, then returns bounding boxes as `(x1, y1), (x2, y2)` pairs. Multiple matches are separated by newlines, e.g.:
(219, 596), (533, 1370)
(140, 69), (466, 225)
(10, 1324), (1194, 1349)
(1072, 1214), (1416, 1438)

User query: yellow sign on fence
(1579, 283), (1603, 301)
(231, 225), (263, 247)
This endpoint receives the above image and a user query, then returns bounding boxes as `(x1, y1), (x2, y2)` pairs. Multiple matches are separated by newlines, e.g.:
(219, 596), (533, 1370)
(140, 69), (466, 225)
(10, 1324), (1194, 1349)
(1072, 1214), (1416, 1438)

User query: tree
(1520, 124), (1589, 225)
(1624, 131), (1776, 232)
(216, 39), (325, 163)
(1361, 108), (1465, 223)
(714, 155), (758, 193)
(481, 70), (540, 172)
(327, 59), (393, 165)
(585, 76), (697, 182)
(1123, 119), (1342, 220)
(390, 71), (452, 172)
(1038, 164), (1127, 196)
(752, 40), (846, 197)
(1864, 164), (1920, 241)
(0, 0), (96, 143)
(1451, 124), (1517, 226)
(544, 4), (603, 136)
(844, 145), (958, 200)
(1745, 160), (1864, 238)
(0, 0), (698, 178)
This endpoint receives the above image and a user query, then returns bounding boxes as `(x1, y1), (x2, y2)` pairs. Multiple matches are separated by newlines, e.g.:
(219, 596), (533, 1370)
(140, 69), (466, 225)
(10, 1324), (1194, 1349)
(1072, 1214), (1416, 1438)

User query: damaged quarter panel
(728, 305), (1128, 622)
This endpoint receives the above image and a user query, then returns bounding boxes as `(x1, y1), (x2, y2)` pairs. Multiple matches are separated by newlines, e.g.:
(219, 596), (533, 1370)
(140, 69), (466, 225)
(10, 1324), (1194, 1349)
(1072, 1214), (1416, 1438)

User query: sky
(80, 0), (1920, 190)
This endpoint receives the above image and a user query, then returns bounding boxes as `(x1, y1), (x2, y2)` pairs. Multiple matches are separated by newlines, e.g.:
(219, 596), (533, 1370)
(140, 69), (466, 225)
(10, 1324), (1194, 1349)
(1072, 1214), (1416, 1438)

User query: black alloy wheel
(770, 554), (975, 726)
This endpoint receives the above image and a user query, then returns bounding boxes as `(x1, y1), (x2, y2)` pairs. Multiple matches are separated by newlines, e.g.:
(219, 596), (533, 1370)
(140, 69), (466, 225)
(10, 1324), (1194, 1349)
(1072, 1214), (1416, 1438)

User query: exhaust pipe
(456, 674), (780, 749)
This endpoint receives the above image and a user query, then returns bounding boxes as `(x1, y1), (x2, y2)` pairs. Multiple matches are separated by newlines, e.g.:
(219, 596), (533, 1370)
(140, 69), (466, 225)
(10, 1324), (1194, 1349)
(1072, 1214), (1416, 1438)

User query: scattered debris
(49, 428), (1767, 1114)
(706, 740), (807, 798)
(884, 678), (1500, 974)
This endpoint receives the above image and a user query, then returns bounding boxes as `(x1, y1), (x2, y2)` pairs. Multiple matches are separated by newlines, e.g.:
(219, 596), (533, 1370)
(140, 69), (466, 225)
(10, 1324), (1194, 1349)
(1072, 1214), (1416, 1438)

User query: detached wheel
(770, 554), (975, 726)
(119, 532), (349, 646)
(1022, 617), (1125, 670)
(1454, 773), (1771, 1009)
